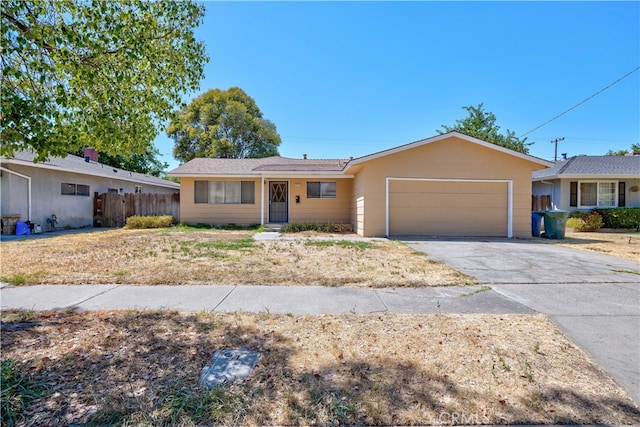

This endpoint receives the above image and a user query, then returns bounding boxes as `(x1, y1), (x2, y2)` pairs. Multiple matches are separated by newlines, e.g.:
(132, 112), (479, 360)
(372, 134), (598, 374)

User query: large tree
(438, 103), (532, 154)
(168, 87), (281, 163)
(1, 0), (207, 162)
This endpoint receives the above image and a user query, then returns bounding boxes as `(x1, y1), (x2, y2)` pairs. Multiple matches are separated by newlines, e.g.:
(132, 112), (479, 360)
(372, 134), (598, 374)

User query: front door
(269, 181), (288, 223)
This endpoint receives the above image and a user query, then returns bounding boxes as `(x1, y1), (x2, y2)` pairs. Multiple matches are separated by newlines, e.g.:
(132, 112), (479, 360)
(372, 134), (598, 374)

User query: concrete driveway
(403, 237), (640, 405)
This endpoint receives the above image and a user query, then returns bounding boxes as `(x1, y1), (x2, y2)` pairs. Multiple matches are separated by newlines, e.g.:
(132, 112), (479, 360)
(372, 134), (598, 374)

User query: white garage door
(387, 178), (512, 237)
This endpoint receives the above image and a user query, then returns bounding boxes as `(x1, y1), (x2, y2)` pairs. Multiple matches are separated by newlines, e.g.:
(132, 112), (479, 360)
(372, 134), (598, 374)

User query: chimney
(561, 153), (567, 160)
(303, 153), (307, 160)
(84, 147), (99, 163)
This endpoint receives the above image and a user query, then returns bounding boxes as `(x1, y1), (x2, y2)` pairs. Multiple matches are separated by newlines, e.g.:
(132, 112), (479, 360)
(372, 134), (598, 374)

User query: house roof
(168, 156), (350, 177)
(1, 151), (180, 189)
(532, 155), (640, 180)
(344, 131), (554, 171)
(169, 131), (553, 178)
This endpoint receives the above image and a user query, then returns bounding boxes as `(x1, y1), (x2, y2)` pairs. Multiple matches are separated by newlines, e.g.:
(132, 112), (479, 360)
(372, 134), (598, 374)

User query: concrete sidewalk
(0, 283), (533, 314)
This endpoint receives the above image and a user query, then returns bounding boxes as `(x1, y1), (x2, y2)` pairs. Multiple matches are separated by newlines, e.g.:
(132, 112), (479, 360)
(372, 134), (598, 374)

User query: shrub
(125, 215), (174, 229)
(283, 222), (353, 233)
(592, 208), (640, 229)
(570, 212), (604, 232)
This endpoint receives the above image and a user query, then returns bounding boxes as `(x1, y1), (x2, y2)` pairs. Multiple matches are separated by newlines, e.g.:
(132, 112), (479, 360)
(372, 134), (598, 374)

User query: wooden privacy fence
(532, 195), (551, 211)
(94, 192), (180, 227)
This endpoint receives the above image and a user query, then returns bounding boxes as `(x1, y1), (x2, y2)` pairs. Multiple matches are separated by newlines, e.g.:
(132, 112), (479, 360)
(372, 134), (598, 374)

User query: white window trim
(577, 180), (618, 208)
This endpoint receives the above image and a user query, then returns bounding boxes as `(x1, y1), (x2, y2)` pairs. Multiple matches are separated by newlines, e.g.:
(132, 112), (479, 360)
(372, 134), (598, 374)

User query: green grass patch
(0, 271), (45, 286)
(1, 359), (47, 427)
(304, 240), (377, 250)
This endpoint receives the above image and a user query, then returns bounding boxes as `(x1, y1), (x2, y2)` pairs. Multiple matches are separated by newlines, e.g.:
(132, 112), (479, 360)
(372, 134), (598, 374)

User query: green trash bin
(540, 210), (569, 239)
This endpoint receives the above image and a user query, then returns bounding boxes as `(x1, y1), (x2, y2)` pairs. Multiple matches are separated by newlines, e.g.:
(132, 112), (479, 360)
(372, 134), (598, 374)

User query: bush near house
(125, 215), (174, 229)
(568, 212), (604, 232)
(592, 208), (640, 230)
(283, 222), (353, 233)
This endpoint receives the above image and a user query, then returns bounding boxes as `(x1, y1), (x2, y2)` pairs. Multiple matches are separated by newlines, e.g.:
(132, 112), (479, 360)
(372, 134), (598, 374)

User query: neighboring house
(169, 131), (552, 238)
(532, 155), (640, 212)
(1, 148), (180, 230)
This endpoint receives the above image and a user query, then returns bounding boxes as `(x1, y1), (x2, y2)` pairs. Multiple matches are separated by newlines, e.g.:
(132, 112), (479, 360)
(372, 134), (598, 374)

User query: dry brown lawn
(0, 228), (473, 287)
(2, 310), (639, 426)
(537, 230), (640, 261)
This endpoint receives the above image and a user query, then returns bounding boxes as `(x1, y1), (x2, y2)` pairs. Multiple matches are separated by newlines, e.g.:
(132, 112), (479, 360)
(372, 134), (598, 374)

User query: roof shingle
(533, 155), (640, 180)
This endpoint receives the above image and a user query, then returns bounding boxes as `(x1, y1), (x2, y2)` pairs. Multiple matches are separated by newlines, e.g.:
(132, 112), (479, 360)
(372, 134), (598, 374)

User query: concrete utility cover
(198, 348), (260, 389)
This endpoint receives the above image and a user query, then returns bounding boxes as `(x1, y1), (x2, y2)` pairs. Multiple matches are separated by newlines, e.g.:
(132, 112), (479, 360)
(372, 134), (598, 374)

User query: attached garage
(387, 178), (512, 237)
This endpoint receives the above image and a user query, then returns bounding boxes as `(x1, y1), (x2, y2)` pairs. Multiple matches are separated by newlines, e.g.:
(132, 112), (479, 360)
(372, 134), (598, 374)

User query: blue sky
(156, 1), (639, 170)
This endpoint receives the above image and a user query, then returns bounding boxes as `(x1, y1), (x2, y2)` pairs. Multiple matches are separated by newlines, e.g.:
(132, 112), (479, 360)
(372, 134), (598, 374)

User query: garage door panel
(389, 180), (508, 236)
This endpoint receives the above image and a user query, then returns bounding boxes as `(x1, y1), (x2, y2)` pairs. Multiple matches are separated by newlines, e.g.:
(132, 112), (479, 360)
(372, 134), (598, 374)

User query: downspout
(0, 166), (32, 221)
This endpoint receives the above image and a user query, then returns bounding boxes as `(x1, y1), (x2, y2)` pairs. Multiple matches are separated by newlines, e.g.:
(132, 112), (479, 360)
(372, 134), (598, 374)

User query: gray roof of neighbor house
(168, 156), (350, 176)
(1, 151), (180, 189)
(533, 155), (640, 180)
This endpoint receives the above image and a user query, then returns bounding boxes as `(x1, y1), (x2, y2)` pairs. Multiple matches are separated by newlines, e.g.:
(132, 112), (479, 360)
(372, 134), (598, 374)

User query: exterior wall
(352, 136), (542, 238)
(532, 179), (561, 210)
(0, 164), (178, 229)
(180, 177), (262, 226)
(180, 177), (353, 226)
(543, 178), (640, 212)
(286, 178), (352, 224)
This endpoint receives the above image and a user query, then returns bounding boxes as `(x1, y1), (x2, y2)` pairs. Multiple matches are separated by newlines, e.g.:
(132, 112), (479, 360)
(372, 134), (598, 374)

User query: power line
(519, 66), (640, 138)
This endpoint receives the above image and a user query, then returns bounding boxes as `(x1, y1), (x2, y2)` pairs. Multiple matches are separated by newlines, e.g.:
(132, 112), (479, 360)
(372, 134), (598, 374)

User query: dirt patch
(1, 310), (638, 426)
(537, 230), (640, 261)
(0, 228), (473, 287)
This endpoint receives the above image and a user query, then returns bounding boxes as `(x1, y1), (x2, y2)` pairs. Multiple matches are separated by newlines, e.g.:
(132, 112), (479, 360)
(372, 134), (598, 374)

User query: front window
(194, 181), (255, 204)
(307, 181), (336, 199)
(579, 181), (617, 207)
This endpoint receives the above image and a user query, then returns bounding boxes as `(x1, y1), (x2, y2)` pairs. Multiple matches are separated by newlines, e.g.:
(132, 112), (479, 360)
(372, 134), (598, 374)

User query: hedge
(592, 208), (640, 229)
(125, 215), (174, 229)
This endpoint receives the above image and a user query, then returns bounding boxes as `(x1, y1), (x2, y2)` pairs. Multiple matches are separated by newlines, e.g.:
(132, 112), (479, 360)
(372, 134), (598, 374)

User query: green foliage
(568, 212), (603, 232)
(283, 222), (353, 233)
(592, 208), (640, 229)
(168, 87), (281, 162)
(1, 0), (208, 162)
(438, 103), (532, 154)
(71, 145), (169, 177)
(605, 144), (640, 156)
(1, 359), (46, 426)
(125, 215), (174, 229)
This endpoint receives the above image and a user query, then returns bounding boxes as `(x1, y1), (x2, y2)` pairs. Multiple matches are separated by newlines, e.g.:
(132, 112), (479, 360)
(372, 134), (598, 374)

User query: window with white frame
(578, 181), (617, 207)
(307, 181), (336, 199)
(194, 181), (254, 204)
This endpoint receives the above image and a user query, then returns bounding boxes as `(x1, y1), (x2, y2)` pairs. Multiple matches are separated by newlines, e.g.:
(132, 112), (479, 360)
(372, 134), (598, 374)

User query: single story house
(532, 155), (640, 211)
(168, 132), (552, 238)
(1, 148), (180, 230)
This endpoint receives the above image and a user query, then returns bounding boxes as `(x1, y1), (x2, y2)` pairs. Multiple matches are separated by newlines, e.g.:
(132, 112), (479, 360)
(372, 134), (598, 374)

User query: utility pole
(551, 137), (565, 162)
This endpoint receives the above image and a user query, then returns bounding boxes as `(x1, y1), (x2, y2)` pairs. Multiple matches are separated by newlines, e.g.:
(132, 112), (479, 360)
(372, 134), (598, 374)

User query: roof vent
(303, 154), (307, 160)
(84, 156), (90, 162)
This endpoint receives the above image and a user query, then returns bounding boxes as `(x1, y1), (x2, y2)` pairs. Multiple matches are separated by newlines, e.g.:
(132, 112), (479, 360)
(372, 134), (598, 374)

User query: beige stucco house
(168, 132), (552, 238)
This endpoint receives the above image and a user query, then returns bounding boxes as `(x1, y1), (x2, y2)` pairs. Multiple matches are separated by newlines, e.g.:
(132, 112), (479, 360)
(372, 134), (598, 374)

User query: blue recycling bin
(15, 221), (31, 236)
(531, 212), (542, 237)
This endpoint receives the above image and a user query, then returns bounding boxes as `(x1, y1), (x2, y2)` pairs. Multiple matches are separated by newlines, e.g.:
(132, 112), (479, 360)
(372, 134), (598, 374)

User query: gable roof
(344, 131), (553, 171)
(168, 156), (350, 177)
(533, 155), (640, 180)
(1, 151), (179, 189)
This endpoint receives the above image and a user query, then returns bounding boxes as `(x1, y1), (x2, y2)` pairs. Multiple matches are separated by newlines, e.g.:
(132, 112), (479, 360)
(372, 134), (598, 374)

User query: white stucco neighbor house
(1, 148), (180, 231)
(532, 155), (640, 211)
